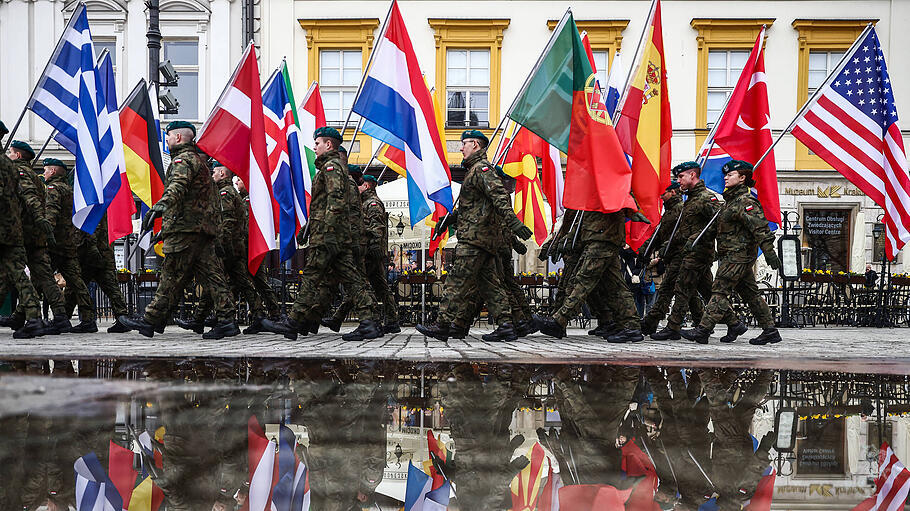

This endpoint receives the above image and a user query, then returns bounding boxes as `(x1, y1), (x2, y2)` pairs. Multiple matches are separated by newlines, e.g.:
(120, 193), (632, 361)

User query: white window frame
(706, 49), (749, 127)
(319, 49), (362, 126)
(445, 48), (490, 129)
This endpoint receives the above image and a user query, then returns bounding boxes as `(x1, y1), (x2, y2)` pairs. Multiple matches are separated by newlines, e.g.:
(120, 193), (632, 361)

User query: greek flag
(74, 452), (124, 511)
(27, 2), (123, 234)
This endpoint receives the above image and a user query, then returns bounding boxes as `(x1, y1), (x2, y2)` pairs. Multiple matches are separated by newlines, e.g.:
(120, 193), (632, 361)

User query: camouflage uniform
(641, 194), (704, 330)
(66, 214), (129, 318)
(288, 149), (375, 323)
(545, 209), (581, 314)
(142, 141), (235, 324)
(552, 211), (638, 329)
(0, 155), (40, 320)
(44, 172), (95, 322)
(195, 178), (263, 322)
(438, 150), (525, 329)
(239, 188), (281, 317)
(14, 160), (67, 319)
(666, 180), (723, 331)
(699, 183), (777, 331)
(332, 185), (398, 324)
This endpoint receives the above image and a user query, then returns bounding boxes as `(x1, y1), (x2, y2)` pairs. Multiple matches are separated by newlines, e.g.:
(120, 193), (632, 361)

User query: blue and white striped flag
(74, 452), (124, 511)
(27, 3), (124, 234)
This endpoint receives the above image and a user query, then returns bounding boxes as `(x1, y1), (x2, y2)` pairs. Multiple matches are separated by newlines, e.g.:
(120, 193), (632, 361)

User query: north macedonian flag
(508, 12), (635, 215)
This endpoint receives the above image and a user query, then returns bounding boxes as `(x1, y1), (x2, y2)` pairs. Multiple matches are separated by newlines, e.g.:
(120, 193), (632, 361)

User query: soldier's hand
(684, 240), (695, 253)
(512, 238), (527, 255)
(436, 211), (457, 234)
(149, 231), (163, 246)
(37, 217), (54, 236)
(514, 224), (534, 241)
(325, 241), (341, 258)
(142, 203), (165, 232)
(538, 241), (550, 261)
(47, 231), (57, 248)
(764, 250), (782, 270)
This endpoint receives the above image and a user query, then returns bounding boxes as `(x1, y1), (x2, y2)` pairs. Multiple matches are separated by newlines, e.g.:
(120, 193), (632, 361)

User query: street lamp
(396, 217), (406, 236)
(778, 211), (803, 328)
(872, 213), (892, 327)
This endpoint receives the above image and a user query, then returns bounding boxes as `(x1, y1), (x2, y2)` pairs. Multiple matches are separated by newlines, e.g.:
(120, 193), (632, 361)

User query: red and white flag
(243, 416), (277, 511)
(713, 26), (780, 225)
(790, 26), (910, 260)
(197, 42), (276, 272)
(853, 442), (910, 511)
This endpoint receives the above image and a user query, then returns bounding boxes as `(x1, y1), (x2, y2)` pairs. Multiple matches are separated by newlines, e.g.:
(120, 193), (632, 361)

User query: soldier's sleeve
(217, 191), (235, 236)
(479, 165), (524, 232)
(322, 163), (348, 235)
(44, 184), (61, 231)
(156, 159), (192, 210)
(744, 199), (775, 253)
(18, 168), (46, 223)
(363, 201), (385, 247)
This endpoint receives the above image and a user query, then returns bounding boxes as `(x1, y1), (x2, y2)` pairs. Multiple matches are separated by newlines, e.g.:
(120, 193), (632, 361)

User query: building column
(0, 0), (34, 142)
(209, 0), (231, 106)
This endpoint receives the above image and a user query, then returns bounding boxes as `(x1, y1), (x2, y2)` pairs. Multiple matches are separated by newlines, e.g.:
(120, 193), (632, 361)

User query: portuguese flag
(508, 12), (635, 214)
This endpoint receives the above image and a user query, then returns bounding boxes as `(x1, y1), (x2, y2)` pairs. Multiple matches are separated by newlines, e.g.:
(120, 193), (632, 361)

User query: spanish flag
(614, 0), (673, 250)
(120, 80), (166, 221)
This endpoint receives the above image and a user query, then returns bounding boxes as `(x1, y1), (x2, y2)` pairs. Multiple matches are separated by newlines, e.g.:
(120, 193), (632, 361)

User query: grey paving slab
(2, 322), (910, 374)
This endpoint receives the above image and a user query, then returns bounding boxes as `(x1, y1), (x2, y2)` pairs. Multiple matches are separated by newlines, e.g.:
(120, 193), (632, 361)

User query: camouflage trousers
(439, 244), (512, 328)
(251, 259), (280, 318)
(700, 259), (774, 330)
(144, 236), (235, 324)
(332, 250), (398, 324)
(0, 244), (40, 320)
(642, 253), (704, 329)
(550, 250), (580, 313)
(50, 250), (95, 321)
(290, 245), (375, 323)
(666, 252), (716, 330)
(554, 241), (638, 330)
(66, 244), (129, 318)
(25, 243), (66, 317)
(196, 250), (263, 322)
(498, 250), (532, 323)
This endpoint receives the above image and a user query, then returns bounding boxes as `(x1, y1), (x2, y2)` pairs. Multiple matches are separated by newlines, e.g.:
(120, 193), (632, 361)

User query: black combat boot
(70, 320), (98, 333)
(606, 328), (645, 343)
(588, 321), (616, 336)
(13, 319), (46, 339)
(107, 318), (130, 333)
(749, 327), (782, 345)
(342, 319), (382, 341)
(204, 316), (218, 327)
(45, 317), (72, 335)
(482, 322), (518, 342)
(448, 323), (469, 339)
(539, 317), (566, 339)
(118, 315), (156, 338)
(306, 320), (320, 334)
(175, 318), (205, 334)
(203, 320), (241, 339)
(514, 317), (540, 337)
(720, 321), (748, 343)
(320, 316), (342, 332)
(154, 322), (166, 334)
(680, 325), (712, 344)
(382, 321), (402, 334)
(242, 316), (265, 335)
(416, 322), (450, 341)
(0, 313), (25, 330)
(261, 317), (304, 341)
(650, 326), (681, 340)
(599, 322), (623, 339)
(639, 316), (659, 336)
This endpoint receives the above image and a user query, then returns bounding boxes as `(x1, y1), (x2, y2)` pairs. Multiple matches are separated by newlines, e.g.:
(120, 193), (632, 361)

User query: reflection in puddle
(0, 359), (907, 510)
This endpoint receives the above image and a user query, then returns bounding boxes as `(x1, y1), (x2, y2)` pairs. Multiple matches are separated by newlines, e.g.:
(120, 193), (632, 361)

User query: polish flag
(197, 42), (276, 272)
(244, 416), (277, 511)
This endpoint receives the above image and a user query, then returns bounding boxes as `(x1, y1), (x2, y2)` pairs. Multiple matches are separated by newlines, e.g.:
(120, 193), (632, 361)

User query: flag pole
(339, 0), (396, 136)
(612, 0), (658, 122)
(4, 3), (89, 150)
(751, 22), (873, 171)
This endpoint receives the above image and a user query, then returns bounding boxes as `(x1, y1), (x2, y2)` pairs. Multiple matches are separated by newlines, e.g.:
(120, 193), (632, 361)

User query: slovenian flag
(352, 0), (453, 225)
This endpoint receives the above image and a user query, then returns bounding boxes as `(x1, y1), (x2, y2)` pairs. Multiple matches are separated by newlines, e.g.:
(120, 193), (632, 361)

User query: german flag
(120, 79), (165, 215)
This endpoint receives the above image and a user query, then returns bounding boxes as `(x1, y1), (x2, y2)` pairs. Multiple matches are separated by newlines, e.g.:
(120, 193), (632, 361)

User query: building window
(446, 49), (489, 128)
(320, 49), (362, 125)
(162, 40), (199, 120)
(591, 50), (609, 88)
(706, 50), (749, 126)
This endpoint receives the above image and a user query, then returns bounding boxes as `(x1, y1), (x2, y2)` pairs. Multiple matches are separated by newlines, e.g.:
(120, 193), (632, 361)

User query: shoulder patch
(710, 196), (718, 201)
(18, 171), (25, 176)
(370, 201), (378, 207)
(481, 166), (490, 172)
(745, 205), (754, 212)
(221, 191), (228, 195)
(174, 158), (183, 163)
(47, 185), (54, 189)
(326, 165), (334, 172)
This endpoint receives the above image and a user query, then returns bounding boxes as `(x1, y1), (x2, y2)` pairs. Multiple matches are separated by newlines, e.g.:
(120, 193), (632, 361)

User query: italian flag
(508, 12), (635, 214)
(298, 82), (326, 216)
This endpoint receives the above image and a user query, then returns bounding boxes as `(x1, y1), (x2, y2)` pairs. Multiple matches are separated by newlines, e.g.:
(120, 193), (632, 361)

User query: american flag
(852, 442), (910, 511)
(791, 27), (910, 260)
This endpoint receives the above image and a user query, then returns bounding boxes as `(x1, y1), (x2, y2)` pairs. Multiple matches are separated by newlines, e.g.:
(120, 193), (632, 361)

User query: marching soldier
(0, 122), (45, 338)
(416, 130), (533, 341)
(236, 179), (282, 320)
(119, 121), (239, 339)
(262, 127), (382, 341)
(2, 140), (71, 333)
(652, 162), (726, 341)
(640, 180), (704, 335)
(43, 158), (98, 332)
(681, 160), (782, 345)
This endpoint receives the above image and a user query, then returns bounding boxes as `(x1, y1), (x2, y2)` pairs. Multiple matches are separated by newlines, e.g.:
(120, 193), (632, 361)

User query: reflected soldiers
(43, 158), (98, 332)
(681, 160), (782, 345)
(651, 161), (723, 341)
(263, 127), (382, 341)
(417, 130), (534, 342)
(119, 121), (240, 339)
(0, 122), (45, 338)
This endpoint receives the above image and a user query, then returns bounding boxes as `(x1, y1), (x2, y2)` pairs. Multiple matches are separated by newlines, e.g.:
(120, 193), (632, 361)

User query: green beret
(671, 161), (700, 177)
(42, 158), (67, 170)
(362, 174), (378, 183)
(211, 159), (224, 169)
(338, 144), (348, 154)
(314, 126), (343, 142)
(665, 180), (680, 192)
(0, 120), (7, 137)
(461, 129), (488, 146)
(494, 165), (513, 181)
(10, 140), (35, 159)
(165, 121), (196, 136)
(722, 159), (754, 175)
(348, 165), (363, 179)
